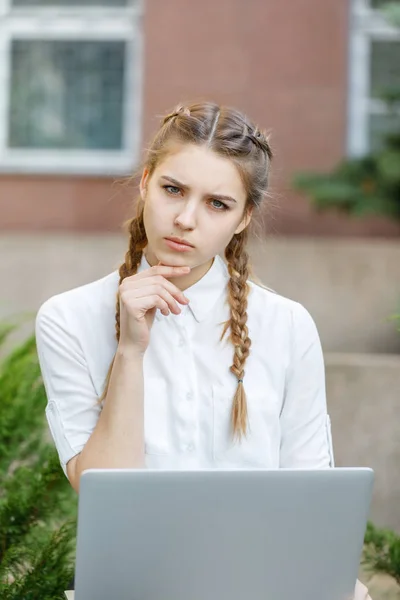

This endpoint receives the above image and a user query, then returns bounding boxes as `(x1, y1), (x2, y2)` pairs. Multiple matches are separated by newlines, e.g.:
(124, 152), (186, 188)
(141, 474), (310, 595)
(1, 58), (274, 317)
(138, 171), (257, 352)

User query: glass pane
(369, 113), (400, 151)
(370, 41), (400, 99)
(13, 0), (128, 5)
(9, 40), (125, 150)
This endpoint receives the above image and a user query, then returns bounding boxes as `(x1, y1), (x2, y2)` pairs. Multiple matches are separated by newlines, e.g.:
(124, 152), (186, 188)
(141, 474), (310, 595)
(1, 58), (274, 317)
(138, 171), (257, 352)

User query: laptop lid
(74, 468), (373, 600)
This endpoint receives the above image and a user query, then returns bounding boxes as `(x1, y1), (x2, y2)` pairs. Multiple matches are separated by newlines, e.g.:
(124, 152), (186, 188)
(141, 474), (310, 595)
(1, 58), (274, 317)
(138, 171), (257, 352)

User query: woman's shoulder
(248, 278), (298, 311)
(247, 278), (319, 336)
(35, 272), (120, 383)
(36, 271), (120, 328)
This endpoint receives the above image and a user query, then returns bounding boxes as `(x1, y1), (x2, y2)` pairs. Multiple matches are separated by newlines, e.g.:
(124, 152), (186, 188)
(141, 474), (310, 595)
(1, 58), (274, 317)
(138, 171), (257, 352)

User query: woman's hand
(118, 264), (191, 354)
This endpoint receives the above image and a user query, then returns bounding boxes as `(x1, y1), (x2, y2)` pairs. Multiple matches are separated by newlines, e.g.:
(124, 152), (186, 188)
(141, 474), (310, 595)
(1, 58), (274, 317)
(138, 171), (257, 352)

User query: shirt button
(186, 392), (194, 401)
(185, 443), (194, 452)
(178, 337), (185, 347)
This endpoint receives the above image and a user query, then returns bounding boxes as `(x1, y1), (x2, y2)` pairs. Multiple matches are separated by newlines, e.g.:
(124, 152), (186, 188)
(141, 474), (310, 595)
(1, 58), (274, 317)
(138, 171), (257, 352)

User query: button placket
(174, 313), (198, 453)
(181, 391), (197, 451)
(176, 311), (188, 348)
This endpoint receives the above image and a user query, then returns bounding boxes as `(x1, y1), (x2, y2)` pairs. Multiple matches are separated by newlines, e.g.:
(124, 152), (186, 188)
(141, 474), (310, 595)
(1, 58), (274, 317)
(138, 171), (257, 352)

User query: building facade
(0, 0), (399, 235)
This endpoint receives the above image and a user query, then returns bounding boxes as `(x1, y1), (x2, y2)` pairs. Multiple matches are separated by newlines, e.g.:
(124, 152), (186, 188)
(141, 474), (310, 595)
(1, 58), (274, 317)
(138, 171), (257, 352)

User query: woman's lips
(164, 238), (194, 252)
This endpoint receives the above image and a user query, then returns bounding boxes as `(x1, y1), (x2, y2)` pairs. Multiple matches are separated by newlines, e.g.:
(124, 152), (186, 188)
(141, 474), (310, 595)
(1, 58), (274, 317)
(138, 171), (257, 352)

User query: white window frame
(0, 0), (143, 176)
(347, 0), (400, 156)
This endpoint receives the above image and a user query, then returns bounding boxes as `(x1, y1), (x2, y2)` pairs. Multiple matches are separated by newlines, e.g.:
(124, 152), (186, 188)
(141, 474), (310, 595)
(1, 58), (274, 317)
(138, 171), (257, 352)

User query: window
(0, 0), (143, 175)
(347, 0), (400, 156)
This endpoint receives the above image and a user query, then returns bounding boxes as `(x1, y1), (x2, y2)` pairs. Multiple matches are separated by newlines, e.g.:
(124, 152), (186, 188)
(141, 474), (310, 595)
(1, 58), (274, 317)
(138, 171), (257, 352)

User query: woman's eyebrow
(159, 175), (237, 204)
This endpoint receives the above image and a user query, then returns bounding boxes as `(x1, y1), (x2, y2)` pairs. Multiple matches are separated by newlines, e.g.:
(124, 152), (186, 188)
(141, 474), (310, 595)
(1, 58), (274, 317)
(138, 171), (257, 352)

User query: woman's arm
(69, 346), (145, 492)
(279, 303), (333, 468)
(36, 264), (189, 493)
(36, 303), (146, 495)
(280, 305), (373, 599)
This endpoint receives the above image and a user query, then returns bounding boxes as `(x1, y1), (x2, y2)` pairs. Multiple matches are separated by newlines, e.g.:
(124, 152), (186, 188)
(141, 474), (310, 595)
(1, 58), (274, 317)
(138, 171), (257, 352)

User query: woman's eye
(164, 185), (181, 195)
(210, 199), (229, 211)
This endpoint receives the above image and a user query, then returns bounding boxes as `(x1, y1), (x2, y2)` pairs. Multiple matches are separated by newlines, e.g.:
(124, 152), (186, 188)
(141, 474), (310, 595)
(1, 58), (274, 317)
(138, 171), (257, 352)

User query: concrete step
(325, 352), (400, 531)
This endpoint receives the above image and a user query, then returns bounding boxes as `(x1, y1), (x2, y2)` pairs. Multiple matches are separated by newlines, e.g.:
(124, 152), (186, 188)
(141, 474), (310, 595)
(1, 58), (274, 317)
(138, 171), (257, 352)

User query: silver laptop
(73, 468), (373, 600)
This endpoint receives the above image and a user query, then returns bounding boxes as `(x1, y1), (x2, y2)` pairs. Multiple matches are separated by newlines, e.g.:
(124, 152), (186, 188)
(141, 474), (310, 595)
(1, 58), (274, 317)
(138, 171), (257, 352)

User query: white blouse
(35, 254), (334, 478)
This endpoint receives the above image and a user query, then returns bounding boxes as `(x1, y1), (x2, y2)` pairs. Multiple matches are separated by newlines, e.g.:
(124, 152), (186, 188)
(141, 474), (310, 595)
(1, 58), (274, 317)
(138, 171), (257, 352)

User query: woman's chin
(152, 251), (188, 268)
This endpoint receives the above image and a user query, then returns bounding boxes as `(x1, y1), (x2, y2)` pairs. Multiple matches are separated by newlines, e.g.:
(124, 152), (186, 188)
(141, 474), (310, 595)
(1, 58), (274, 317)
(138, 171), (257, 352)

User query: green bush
(363, 522), (400, 586)
(293, 150), (400, 220)
(0, 322), (77, 599)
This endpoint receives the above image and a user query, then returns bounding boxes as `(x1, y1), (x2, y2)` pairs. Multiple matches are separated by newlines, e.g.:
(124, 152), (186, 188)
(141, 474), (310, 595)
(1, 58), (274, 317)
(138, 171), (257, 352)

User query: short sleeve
(279, 303), (334, 469)
(35, 299), (102, 478)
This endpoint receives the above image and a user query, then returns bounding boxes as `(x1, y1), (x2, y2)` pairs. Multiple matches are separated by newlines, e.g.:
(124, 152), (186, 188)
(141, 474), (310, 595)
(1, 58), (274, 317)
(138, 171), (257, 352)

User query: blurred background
(0, 0), (399, 592)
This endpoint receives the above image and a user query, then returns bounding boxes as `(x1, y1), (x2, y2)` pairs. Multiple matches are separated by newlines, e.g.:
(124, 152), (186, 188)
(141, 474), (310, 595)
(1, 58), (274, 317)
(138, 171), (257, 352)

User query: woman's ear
(139, 168), (150, 201)
(235, 206), (253, 235)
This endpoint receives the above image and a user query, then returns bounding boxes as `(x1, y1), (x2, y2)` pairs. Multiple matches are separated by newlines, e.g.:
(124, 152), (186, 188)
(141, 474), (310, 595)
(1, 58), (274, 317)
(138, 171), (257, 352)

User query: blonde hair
(100, 102), (273, 440)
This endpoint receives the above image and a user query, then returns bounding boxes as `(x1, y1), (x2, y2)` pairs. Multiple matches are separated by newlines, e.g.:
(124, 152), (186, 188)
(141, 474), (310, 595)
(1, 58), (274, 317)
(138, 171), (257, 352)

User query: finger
(127, 275), (189, 305)
(121, 286), (182, 315)
(135, 285), (182, 315)
(121, 291), (170, 318)
(134, 265), (191, 281)
(138, 295), (171, 318)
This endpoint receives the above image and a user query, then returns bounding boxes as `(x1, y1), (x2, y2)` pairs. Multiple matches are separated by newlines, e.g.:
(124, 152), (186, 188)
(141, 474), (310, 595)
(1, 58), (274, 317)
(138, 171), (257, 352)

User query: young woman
(35, 101), (372, 599)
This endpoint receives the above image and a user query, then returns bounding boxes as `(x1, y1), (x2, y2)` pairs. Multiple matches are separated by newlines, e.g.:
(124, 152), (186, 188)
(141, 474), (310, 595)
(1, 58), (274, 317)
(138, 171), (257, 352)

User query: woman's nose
(174, 204), (197, 230)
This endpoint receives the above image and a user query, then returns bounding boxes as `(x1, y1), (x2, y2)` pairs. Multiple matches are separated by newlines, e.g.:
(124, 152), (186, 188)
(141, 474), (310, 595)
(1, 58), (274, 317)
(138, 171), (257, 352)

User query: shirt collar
(138, 254), (229, 323)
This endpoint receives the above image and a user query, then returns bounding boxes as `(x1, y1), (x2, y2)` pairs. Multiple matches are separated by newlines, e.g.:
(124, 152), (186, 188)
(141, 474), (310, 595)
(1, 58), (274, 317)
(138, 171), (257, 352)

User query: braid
(98, 203), (147, 405)
(221, 229), (252, 439)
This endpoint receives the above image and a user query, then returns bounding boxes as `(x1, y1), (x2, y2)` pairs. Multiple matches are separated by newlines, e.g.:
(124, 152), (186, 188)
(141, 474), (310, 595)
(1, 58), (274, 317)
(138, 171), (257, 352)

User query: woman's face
(141, 143), (251, 271)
